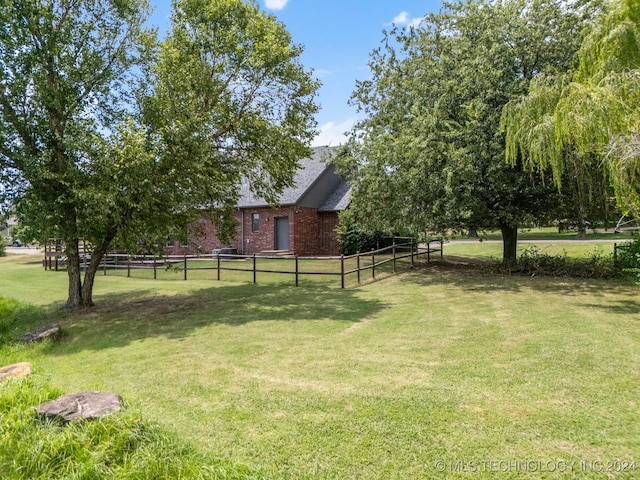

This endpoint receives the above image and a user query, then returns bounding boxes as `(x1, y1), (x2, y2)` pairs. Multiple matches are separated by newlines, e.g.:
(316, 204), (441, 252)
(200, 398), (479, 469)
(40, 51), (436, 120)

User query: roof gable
(238, 146), (344, 209)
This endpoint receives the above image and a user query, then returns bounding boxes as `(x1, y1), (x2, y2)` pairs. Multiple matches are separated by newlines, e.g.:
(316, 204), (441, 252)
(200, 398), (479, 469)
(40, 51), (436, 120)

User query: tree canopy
(0, 0), (319, 309)
(339, 0), (601, 264)
(502, 0), (639, 217)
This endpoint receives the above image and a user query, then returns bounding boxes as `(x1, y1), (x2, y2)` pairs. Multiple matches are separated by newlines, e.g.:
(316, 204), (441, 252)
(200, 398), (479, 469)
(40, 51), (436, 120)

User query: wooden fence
(613, 242), (636, 265)
(83, 239), (444, 288)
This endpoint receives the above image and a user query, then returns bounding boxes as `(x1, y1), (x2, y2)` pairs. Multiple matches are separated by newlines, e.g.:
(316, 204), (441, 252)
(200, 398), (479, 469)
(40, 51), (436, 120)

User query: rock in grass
(18, 324), (61, 343)
(36, 391), (124, 422)
(0, 362), (31, 382)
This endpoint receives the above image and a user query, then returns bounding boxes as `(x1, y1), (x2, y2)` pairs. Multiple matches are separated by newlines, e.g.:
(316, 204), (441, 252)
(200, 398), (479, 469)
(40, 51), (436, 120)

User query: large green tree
(0, 0), (319, 309)
(502, 0), (639, 218)
(340, 0), (601, 264)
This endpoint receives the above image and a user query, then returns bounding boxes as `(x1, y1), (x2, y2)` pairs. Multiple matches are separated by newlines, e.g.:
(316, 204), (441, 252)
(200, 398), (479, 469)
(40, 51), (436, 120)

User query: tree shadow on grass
(404, 259), (640, 315)
(40, 283), (387, 353)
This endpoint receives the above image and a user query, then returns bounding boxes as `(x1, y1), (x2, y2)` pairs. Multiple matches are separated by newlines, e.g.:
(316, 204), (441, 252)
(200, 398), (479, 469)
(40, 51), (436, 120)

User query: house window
(251, 213), (260, 232)
(166, 227), (188, 247)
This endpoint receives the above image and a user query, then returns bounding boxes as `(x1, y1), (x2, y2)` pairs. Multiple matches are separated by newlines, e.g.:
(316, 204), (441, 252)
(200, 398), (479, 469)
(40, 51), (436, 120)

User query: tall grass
(0, 373), (259, 479)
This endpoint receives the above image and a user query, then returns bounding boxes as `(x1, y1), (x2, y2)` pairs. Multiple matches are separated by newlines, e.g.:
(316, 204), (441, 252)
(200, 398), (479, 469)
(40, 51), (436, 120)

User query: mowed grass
(1, 252), (639, 479)
(444, 240), (620, 261)
(443, 226), (634, 262)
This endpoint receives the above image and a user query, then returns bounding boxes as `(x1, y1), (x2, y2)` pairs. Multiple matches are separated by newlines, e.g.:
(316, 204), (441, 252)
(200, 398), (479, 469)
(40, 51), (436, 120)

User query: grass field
(444, 226), (633, 261)
(1, 243), (639, 478)
(444, 240), (620, 261)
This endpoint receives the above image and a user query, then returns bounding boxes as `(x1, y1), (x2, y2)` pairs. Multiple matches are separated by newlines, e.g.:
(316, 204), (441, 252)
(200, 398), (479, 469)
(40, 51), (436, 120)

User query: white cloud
(312, 118), (357, 147)
(392, 11), (409, 24)
(313, 68), (334, 79)
(265, 0), (288, 11)
(390, 11), (424, 29)
(407, 16), (425, 29)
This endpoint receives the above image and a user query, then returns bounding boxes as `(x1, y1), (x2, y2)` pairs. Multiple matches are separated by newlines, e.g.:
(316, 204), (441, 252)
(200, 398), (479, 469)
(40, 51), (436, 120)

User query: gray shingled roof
(319, 180), (351, 211)
(237, 146), (341, 208)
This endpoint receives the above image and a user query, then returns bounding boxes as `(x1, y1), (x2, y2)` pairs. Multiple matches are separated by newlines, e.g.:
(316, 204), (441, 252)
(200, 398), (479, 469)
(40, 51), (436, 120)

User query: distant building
(167, 146), (350, 256)
(1, 217), (17, 239)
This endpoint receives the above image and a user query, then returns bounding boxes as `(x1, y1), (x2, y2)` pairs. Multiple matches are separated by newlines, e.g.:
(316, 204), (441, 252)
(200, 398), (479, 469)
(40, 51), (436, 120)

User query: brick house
(173, 146), (350, 256)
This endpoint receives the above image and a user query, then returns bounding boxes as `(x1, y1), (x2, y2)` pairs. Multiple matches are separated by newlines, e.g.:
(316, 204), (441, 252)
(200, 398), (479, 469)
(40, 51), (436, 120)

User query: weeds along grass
(1, 254), (640, 478)
(0, 373), (259, 479)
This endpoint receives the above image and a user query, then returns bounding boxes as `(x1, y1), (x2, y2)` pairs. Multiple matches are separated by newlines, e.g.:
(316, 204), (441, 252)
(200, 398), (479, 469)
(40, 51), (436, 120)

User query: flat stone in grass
(36, 391), (124, 422)
(18, 324), (61, 343)
(0, 362), (31, 382)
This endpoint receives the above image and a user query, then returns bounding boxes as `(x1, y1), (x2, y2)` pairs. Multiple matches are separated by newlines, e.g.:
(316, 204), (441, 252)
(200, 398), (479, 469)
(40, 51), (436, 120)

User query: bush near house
(336, 216), (414, 256)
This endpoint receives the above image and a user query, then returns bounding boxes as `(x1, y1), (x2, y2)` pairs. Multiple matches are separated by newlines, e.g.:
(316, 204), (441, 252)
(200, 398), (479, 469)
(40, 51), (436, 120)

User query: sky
(148, 0), (443, 147)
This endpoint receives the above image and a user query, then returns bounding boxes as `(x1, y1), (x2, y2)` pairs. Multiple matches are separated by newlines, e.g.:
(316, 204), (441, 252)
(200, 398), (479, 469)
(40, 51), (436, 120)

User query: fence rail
(613, 242), (634, 265)
(48, 239), (444, 288)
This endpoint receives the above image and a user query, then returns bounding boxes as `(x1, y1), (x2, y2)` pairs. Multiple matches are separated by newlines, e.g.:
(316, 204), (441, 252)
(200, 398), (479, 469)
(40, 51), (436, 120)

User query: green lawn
(1, 253), (639, 479)
(459, 226), (635, 242)
(444, 226), (634, 262)
(444, 240), (620, 261)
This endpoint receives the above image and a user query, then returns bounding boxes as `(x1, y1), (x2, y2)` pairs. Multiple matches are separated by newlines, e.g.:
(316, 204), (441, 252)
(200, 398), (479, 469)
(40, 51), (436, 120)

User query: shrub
(336, 214), (414, 256)
(501, 246), (617, 278)
(614, 232), (640, 279)
(0, 235), (6, 257)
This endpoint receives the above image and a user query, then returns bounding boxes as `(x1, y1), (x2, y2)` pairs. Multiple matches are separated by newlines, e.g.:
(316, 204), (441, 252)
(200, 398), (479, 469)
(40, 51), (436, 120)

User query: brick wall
(241, 206), (294, 254)
(318, 212), (341, 256)
(165, 214), (243, 255)
(291, 207), (318, 256)
(166, 207), (342, 256)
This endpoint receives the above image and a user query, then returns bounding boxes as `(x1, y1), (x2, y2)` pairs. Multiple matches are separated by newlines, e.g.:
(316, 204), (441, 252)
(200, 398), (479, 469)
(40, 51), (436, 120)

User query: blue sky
(149, 0), (443, 147)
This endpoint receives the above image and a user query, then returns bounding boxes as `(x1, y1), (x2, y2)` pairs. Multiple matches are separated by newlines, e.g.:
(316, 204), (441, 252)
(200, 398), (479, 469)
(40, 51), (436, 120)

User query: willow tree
(0, 0), (319, 309)
(502, 0), (640, 220)
(342, 0), (600, 265)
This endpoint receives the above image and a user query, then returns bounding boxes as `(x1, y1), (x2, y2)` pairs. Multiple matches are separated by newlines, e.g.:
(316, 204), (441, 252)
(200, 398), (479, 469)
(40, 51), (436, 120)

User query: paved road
(5, 247), (42, 255)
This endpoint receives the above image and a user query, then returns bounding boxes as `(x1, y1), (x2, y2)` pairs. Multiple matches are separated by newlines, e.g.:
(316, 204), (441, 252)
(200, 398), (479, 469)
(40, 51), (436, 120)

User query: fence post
(357, 252), (361, 285)
(393, 242), (396, 273)
(103, 254), (107, 276)
(217, 252), (221, 281)
(341, 255), (345, 289)
(153, 256), (157, 280)
(372, 249), (375, 280)
(440, 239), (443, 259)
(184, 254), (187, 281)
(411, 242), (415, 268)
(427, 243), (431, 263)
(253, 254), (257, 284)
(127, 257), (131, 278)
(295, 255), (299, 287)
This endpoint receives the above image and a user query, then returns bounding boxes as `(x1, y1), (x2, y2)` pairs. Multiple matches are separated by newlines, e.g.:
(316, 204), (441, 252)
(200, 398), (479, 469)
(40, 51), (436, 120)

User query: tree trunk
(65, 238), (83, 310)
(499, 222), (518, 267)
(81, 241), (111, 308)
